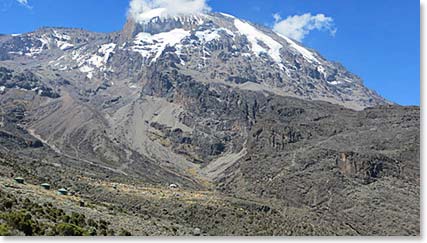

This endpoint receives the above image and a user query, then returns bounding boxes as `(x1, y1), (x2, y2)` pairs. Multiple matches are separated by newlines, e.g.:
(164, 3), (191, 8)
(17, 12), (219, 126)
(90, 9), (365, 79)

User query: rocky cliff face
(0, 10), (419, 235)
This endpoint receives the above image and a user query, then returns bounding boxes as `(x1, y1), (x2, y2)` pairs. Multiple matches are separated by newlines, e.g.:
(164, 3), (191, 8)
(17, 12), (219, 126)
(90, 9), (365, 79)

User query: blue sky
(0, 0), (420, 105)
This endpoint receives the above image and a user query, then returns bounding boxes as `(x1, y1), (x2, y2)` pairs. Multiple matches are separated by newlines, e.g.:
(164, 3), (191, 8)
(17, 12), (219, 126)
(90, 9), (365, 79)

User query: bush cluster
(0, 193), (130, 236)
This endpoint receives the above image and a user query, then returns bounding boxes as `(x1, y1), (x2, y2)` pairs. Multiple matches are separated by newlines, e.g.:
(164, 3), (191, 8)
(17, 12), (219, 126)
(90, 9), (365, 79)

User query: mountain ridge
(0, 10), (389, 110)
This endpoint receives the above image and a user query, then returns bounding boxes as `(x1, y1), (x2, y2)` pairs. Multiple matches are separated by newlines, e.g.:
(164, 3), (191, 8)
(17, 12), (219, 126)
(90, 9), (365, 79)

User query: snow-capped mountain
(0, 10), (396, 181)
(0, 10), (419, 236)
(0, 11), (388, 110)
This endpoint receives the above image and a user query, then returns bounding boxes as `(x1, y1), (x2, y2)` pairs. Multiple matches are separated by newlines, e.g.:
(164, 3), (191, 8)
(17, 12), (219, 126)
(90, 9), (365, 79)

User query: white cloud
(128, 0), (210, 23)
(16, 0), (31, 8)
(272, 13), (281, 22)
(273, 13), (336, 42)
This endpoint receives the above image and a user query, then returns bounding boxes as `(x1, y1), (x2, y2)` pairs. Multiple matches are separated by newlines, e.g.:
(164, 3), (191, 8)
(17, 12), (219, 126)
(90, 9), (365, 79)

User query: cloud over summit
(127, 1), (336, 42)
(129, 0), (210, 23)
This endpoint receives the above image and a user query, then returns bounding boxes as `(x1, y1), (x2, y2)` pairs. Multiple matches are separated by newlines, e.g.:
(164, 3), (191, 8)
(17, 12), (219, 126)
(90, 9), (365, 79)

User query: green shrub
(87, 218), (97, 228)
(0, 224), (11, 236)
(99, 229), (108, 236)
(87, 227), (97, 236)
(0, 211), (39, 236)
(118, 229), (132, 236)
(69, 212), (86, 227)
(107, 229), (115, 236)
(61, 215), (71, 223)
(2, 200), (14, 209)
(98, 219), (108, 230)
(55, 223), (86, 236)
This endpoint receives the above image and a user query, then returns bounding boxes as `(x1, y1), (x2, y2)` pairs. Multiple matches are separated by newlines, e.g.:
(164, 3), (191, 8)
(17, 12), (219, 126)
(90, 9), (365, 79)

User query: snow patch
(53, 31), (71, 41)
(234, 19), (283, 66)
(342, 77), (354, 83)
(276, 32), (320, 63)
(79, 65), (94, 79)
(328, 81), (342, 85)
(317, 65), (326, 78)
(129, 84), (138, 89)
(220, 12), (235, 19)
(132, 28), (190, 63)
(39, 36), (50, 48)
(8, 51), (23, 55)
(195, 28), (234, 43)
(57, 41), (74, 51)
(25, 48), (42, 57)
(74, 43), (116, 79)
(98, 43), (116, 64)
(87, 55), (104, 68)
(22, 35), (50, 57)
(220, 28), (235, 37)
(195, 29), (220, 42)
(52, 31), (74, 51)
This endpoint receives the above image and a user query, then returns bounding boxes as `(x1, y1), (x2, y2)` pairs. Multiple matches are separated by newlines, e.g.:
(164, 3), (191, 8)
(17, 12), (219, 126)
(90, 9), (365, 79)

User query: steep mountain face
(0, 11), (419, 235)
(0, 12), (388, 109)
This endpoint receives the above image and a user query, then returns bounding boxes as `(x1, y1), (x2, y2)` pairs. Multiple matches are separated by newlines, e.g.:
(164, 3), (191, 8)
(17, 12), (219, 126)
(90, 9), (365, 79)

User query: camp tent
(57, 188), (68, 195)
(41, 183), (51, 190)
(14, 177), (24, 184)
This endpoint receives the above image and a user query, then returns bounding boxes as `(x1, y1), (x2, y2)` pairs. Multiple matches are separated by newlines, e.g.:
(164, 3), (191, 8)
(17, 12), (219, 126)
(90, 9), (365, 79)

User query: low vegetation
(0, 192), (122, 236)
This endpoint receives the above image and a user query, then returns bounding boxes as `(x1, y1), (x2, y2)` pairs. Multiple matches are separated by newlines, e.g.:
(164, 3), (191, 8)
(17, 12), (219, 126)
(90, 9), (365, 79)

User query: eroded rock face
(213, 100), (419, 233)
(0, 67), (60, 98)
(336, 152), (401, 184)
